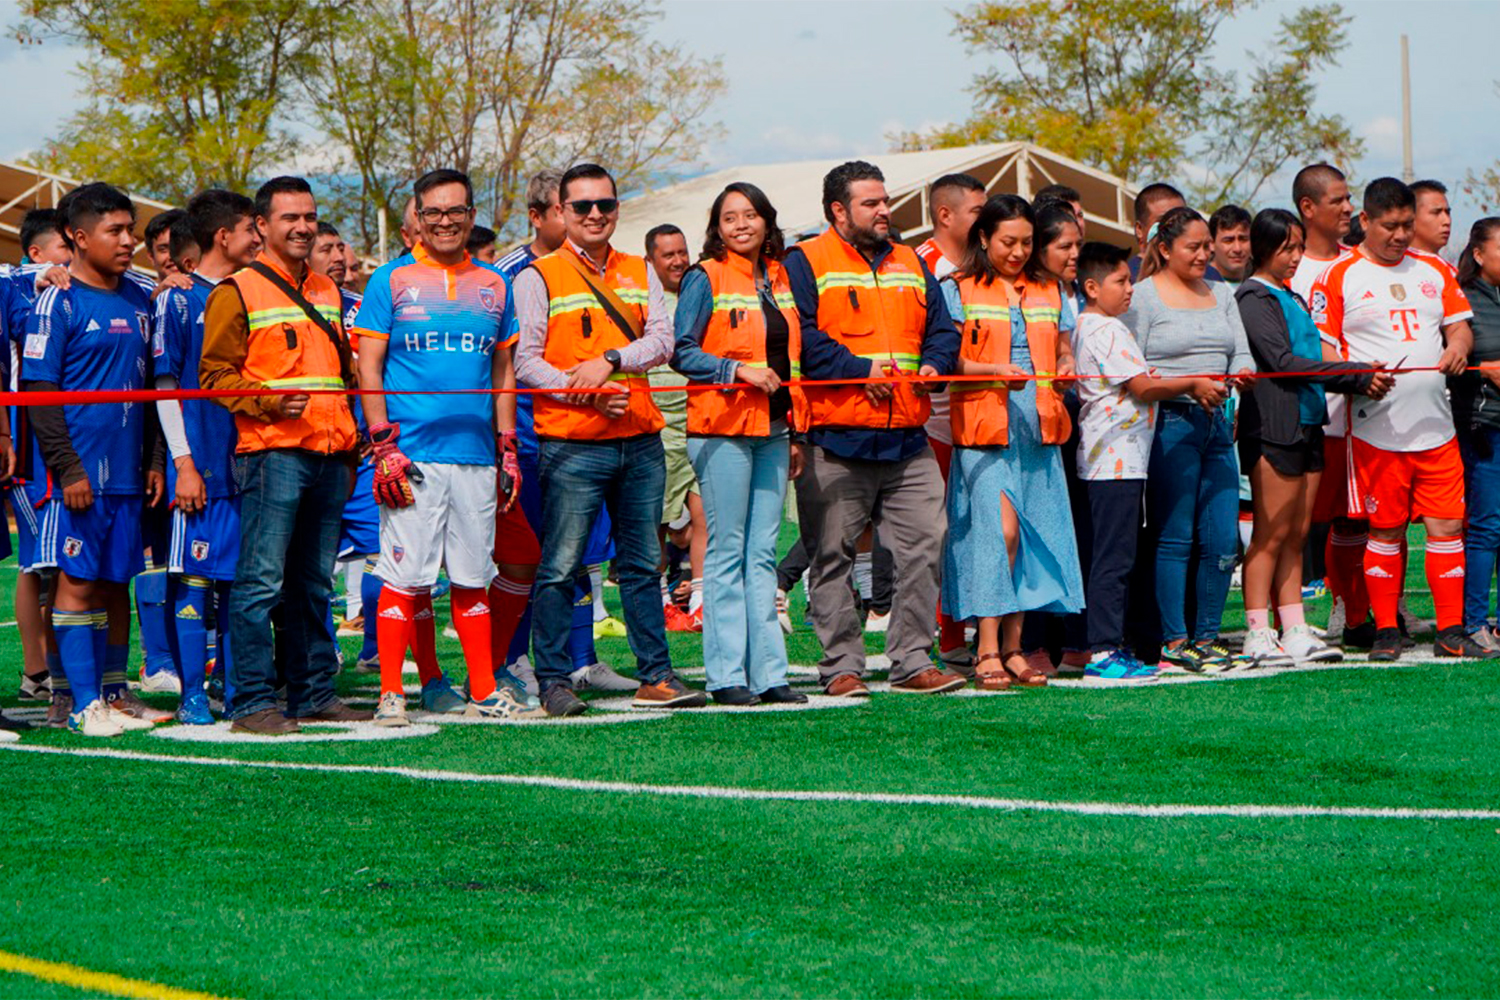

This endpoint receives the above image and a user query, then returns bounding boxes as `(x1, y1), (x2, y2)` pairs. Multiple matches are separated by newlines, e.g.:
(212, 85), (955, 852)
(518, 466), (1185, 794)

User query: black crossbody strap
(561, 252), (644, 342)
(246, 261), (344, 352)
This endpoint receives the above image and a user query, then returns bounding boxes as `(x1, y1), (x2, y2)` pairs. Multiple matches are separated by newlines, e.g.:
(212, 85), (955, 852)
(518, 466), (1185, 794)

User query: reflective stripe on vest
(796, 228), (930, 431)
(686, 256), (807, 437)
(530, 245), (664, 441)
(226, 255), (358, 456)
(947, 274), (1070, 448)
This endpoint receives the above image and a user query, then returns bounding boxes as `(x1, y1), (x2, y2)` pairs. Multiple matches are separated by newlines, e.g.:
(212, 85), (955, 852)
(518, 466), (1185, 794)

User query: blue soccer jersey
(350, 243), (516, 466)
(154, 274), (239, 497)
(24, 279), (152, 495)
(496, 244), (538, 458)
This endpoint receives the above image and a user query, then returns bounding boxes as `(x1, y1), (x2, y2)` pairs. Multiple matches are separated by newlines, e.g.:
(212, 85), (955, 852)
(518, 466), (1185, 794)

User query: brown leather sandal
(1001, 648), (1048, 688)
(974, 651), (1011, 691)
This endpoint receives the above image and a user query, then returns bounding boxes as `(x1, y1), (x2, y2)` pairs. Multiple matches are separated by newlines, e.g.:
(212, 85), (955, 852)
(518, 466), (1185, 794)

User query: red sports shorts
(1350, 436), (1466, 530)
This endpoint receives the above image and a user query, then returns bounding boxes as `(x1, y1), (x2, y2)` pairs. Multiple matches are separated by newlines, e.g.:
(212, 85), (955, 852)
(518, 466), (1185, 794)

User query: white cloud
(1362, 115), (1403, 160)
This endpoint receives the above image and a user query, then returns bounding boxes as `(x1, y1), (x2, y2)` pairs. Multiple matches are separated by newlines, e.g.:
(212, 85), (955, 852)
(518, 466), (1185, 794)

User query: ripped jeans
(1148, 402), (1239, 644)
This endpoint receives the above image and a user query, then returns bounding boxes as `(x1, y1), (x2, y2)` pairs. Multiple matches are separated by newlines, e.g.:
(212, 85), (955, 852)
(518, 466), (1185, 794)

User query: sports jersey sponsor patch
(392, 544), (404, 562)
(63, 536), (83, 557)
(23, 333), (47, 360)
(1310, 290), (1327, 323)
(1420, 280), (1438, 299)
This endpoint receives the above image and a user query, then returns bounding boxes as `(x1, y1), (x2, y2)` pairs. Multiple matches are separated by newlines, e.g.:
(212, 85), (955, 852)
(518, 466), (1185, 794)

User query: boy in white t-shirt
(1072, 243), (1230, 684)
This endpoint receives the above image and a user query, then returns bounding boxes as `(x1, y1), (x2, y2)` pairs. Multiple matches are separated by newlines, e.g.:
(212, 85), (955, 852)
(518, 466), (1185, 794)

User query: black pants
(1086, 479), (1146, 652)
(776, 530), (894, 612)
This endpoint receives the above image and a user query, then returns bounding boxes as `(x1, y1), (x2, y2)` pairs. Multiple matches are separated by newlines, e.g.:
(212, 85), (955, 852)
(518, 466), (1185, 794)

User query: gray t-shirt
(1121, 277), (1254, 403)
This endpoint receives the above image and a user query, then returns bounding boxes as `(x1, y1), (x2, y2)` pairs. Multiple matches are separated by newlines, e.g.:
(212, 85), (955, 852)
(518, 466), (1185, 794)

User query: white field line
(3, 744), (1497, 821)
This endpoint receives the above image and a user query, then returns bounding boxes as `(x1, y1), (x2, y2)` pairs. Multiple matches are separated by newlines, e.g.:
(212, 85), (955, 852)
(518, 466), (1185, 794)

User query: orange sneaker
(664, 604), (702, 633)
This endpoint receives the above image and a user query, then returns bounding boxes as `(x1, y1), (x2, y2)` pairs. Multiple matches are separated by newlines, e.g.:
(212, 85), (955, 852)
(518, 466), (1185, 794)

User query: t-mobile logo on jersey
(1389, 308), (1420, 342)
(400, 331), (497, 355)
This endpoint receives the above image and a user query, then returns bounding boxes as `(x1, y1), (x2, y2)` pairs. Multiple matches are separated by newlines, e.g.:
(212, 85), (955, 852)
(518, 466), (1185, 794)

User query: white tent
(0, 159), (175, 269)
(613, 141), (1138, 257)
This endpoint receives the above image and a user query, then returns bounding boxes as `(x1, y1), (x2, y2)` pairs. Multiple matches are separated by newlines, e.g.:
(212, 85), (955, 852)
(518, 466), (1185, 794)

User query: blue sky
(3, 0), (1497, 240)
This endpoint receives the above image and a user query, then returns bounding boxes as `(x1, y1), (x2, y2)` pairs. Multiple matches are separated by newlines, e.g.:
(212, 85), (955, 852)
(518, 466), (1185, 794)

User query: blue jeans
(1148, 403), (1238, 643)
(229, 450), (349, 719)
(534, 436), (669, 690)
(688, 427), (791, 693)
(1462, 426), (1500, 632)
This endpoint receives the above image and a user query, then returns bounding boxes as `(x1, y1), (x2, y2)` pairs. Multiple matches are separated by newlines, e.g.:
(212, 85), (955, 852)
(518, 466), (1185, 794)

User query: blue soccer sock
(172, 574), (211, 699)
(135, 567), (174, 679)
(54, 610), (102, 709)
(568, 574), (597, 670)
(359, 560), (381, 663)
(103, 641), (129, 702)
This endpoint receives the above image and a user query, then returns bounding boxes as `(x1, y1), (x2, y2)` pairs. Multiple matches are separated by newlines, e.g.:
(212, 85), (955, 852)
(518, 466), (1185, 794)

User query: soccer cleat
(1368, 627), (1403, 662)
(18, 671), (50, 701)
(467, 686), (544, 720)
(633, 673), (709, 708)
(108, 689), (172, 724)
(1341, 619), (1377, 650)
(775, 589), (794, 634)
(593, 616), (627, 639)
(541, 685), (588, 717)
(1240, 627), (1295, 669)
(419, 677), (467, 715)
(1473, 626), (1500, 653)
(337, 615), (364, 638)
(175, 692), (216, 726)
(1434, 627), (1500, 660)
(1158, 641), (1213, 675)
(0, 711), (32, 733)
(68, 700), (125, 738)
(1082, 650), (1158, 686)
(374, 692), (410, 727)
(138, 668), (182, 695)
(864, 608), (891, 633)
(1301, 579), (1328, 601)
(46, 693), (73, 729)
(1281, 624), (1343, 664)
(355, 654), (380, 674)
(570, 662), (638, 692)
(663, 604), (701, 633)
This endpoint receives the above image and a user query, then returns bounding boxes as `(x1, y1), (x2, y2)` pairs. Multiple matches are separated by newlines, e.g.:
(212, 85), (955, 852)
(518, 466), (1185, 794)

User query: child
(1072, 242), (1229, 684)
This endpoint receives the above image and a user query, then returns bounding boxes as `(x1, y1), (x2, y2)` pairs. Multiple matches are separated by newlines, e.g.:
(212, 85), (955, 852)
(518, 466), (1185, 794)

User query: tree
(302, 0), (726, 254)
(13, 0), (340, 202)
(895, 0), (1363, 207)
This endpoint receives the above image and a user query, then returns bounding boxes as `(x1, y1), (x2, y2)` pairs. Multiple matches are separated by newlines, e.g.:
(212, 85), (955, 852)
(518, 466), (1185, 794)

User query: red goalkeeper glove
(498, 430), (522, 512)
(369, 422), (421, 508)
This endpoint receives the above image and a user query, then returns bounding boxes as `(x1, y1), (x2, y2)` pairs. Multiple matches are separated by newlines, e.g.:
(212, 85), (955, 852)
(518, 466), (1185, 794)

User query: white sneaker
(1281, 623), (1343, 664)
(106, 704), (158, 731)
(775, 589), (793, 635)
(466, 686), (544, 720)
(570, 662), (638, 692)
(69, 699), (125, 737)
(138, 669), (182, 695)
(1241, 627), (1294, 669)
(1323, 596), (1347, 641)
(864, 609), (891, 633)
(507, 655), (540, 697)
(374, 692), (409, 728)
(1475, 626), (1500, 653)
(442, 625), (459, 640)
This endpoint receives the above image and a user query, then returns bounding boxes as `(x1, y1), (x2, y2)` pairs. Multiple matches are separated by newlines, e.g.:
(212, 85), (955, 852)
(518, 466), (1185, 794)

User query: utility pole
(1401, 34), (1414, 182)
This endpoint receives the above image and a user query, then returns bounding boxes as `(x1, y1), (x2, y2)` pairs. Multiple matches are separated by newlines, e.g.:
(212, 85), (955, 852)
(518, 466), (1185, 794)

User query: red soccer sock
(450, 586), (495, 701)
(938, 611), (967, 655)
(489, 573), (533, 670)
(1363, 537), (1403, 630)
(376, 585), (417, 696)
(1424, 535), (1466, 633)
(412, 591), (442, 687)
(1328, 529), (1370, 624)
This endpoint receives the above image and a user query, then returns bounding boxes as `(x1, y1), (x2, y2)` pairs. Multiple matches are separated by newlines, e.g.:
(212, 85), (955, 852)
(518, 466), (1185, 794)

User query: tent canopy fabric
(612, 141), (1138, 259)
(0, 159), (174, 268)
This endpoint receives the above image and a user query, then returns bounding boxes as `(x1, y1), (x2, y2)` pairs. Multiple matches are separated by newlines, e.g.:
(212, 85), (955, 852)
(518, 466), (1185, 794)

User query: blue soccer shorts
(40, 494), (144, 583)
(168, 496), (242, 582)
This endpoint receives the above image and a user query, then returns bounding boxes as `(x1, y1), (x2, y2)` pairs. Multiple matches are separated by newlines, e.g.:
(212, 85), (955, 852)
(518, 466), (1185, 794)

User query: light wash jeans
(688, 425), (792, 693)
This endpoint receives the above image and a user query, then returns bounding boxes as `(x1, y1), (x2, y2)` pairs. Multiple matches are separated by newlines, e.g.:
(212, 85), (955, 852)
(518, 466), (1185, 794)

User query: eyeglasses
(418, 205), (474, 224)
(566, 198), (619, 217)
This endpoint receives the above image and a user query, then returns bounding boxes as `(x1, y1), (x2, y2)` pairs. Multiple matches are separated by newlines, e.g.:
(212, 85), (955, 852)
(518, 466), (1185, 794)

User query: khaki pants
(795, 444), (946, 685)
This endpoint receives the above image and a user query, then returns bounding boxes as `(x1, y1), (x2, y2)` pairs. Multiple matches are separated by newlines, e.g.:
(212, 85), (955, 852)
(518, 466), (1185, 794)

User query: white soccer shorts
(375, 462), (498, 590)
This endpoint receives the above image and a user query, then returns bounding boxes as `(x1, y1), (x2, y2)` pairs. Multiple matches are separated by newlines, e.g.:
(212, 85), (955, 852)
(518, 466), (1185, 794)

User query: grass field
(3, 526), (1500, 999)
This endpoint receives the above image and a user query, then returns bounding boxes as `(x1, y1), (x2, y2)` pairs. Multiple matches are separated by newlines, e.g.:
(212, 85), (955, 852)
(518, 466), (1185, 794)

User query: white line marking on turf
(0, 730), (16, 743)
(150, 721), (440, 744)
(587, 694), (864, 714)
(4, 744), (1496, 821)
(404, 709), (670, 727)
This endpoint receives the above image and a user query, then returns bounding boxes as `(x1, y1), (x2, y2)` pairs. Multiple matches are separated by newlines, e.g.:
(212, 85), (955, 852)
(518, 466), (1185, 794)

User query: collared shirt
(783, 234), (960, 463)
(512, 239), (673, 395)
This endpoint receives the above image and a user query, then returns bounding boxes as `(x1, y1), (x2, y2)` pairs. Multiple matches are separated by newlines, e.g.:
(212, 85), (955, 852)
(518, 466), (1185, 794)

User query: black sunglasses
(567, 198), (619, 216)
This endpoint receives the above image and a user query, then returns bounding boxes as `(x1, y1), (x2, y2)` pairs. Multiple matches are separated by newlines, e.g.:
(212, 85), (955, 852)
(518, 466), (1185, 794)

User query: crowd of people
(0, 153), (1493, 737)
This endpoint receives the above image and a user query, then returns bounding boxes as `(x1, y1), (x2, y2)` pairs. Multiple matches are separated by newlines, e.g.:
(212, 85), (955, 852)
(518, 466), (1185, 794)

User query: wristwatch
(603, 349), (622, 371)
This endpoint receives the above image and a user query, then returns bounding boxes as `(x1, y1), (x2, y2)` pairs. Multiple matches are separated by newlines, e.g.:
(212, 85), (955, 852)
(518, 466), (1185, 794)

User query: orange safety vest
(687, 254), (808, 436)
(795, 228), (930, 430)
(530, 244), (664, 440)
(948, 274), (1070, 448)
(224, 254), (357, 455)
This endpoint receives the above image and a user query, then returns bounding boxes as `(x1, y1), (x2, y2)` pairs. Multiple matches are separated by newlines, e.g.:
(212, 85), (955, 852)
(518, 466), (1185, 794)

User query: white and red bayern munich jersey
(1310, 246), (1472, 453)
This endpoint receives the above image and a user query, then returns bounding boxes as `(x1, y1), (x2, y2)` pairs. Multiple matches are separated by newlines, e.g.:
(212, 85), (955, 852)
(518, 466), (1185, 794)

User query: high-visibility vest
(530, 244), (664, 440)
(948, 273), (1070, 448)
(224, 254), (357, 455)
(795, 228), (930, 430)
(687, 254), (808, 436)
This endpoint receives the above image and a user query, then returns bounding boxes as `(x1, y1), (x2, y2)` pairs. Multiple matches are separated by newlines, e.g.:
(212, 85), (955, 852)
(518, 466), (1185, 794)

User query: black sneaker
(1398, 613), (1417, 649)
(709, 686), (760, 706)
(1341, 619), (1377, 649)
(0, 711), (31, 732)
(757, 685), (809, 705)
(1369, 627), (1403, 662)
(541, 685), (588, 717)
(1433, 627), (1500, 660)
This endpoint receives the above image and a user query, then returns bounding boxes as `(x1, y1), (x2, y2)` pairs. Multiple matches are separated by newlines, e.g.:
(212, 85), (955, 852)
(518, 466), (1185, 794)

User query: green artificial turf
(3, 525), (1499, 999)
